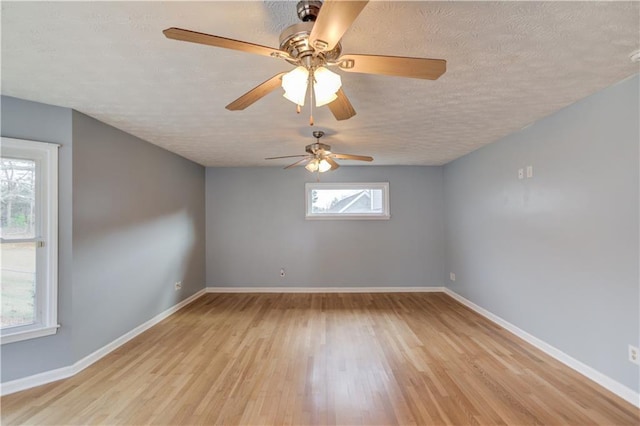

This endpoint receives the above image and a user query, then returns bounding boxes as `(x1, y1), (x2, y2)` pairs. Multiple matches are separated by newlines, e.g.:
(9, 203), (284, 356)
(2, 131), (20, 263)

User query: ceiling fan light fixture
(317, 158), (332, 172)
(282, 66), (309, 105)
(305, 158), (319, 172)
(304, 158), (332, 173)
(282, 66), (341, 107)
(313, 67), (342, 106)
(315, 92), (338, 107)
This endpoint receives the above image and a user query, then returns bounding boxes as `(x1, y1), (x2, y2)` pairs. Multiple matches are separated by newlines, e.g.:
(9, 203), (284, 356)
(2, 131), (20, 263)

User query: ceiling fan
(163, 0), (446, 124)
(265, 130), (373, 173)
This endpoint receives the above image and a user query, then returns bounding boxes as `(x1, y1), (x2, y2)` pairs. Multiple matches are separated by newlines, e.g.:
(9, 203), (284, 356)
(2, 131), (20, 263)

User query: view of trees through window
(1, 158), (37, 328)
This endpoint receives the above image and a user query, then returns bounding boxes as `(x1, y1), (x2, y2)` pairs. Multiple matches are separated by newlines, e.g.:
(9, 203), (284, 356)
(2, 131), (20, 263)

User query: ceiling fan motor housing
(279, 1), (342, 66)
(306, 142), (331, 155)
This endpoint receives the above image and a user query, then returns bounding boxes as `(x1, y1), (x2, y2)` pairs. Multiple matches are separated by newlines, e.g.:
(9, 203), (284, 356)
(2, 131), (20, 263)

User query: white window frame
(1, 137), (60, 344)
(305, 182), (390, 220)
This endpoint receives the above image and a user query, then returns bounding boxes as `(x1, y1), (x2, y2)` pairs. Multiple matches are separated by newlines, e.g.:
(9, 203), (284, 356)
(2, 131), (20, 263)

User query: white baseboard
(1, 289), (206, 396)
(443, 288), (640, 408)
(0, 364), (76, 397)
(206, 286), (446, 293)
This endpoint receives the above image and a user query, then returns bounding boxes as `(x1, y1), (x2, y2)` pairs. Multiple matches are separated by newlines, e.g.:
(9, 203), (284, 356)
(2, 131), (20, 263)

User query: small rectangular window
(305, 182), (390, 220)
(1, 137), (60, 344)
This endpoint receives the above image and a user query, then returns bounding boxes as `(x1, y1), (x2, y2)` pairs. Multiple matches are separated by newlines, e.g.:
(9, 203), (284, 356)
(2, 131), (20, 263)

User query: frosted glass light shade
(313, 67), (342, 107)
(282, 66), (342, 107)
(315, 93), (338, 107)
(305, 158), (331, 173)
(317, 158), (332, 172)
(305, 159), (319, 172)
(282, 66), (309, 106)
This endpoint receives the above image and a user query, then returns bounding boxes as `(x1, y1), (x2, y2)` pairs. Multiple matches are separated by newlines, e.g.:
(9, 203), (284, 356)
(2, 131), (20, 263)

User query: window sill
(305, 214), (391, 220)
(1, 324), (60, 345)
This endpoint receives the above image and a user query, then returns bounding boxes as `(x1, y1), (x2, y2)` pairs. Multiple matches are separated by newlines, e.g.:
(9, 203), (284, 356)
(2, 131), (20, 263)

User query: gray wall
(443, 75), (640, 392)
(71, 111), (206, 360)
(206, 166), (445, 287)
(1, 97), (206, 382)
(1, 95), (75, 381)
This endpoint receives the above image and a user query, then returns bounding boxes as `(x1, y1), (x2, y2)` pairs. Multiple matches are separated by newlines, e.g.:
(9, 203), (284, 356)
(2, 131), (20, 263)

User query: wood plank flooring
(2, 293), (638, 425)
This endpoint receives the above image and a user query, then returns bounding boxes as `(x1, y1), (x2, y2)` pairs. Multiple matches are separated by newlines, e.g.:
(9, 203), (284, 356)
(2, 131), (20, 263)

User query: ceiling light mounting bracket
(297, 0), (322, 22)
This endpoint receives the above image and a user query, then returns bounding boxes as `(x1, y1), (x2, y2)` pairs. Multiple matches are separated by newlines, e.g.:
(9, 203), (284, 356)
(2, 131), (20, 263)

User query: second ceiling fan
(265, 130), (373, 173)
(164, 0), (446, 123)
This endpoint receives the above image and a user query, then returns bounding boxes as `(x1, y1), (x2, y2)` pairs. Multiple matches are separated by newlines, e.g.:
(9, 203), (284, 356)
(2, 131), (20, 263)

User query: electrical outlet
(449, 272), (456, 281)
(174, 281), (182, 291)
(629, 345), (640, 365)
(280, 268), (285, 277)
(526, 165), (534, 178)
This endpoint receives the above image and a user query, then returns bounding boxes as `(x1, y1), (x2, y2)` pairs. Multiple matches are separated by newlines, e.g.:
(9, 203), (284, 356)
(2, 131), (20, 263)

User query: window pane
(1, 158), (37, 239)
(1, 241), (37, 328)
(1, 138), (58, 342)
(306, 183), (390, 220)
(311, 188), (385, 214)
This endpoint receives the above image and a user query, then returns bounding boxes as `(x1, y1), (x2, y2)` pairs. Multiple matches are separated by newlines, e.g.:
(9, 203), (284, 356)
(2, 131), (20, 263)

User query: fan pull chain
(296, 104), (301, 114)
(308, 69), (314, 126)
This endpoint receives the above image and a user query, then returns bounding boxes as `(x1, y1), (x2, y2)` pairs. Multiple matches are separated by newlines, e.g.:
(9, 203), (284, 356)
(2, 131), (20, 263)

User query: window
(305, 182), (390, 220)
(1, 137), (59, 344)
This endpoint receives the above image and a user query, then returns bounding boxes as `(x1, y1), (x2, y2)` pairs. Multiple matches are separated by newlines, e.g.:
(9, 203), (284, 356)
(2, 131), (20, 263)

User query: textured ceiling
(2, 1), (639, 167)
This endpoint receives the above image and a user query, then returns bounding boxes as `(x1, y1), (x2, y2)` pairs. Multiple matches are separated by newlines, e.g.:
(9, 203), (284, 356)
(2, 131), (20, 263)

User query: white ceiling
(2, 1), (639, 167)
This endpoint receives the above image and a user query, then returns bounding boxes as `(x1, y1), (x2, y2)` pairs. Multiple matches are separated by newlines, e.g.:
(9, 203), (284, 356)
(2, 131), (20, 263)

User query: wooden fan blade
(226, 72), (286, 111)
(265, 154), (310, 160)
(163, 27), (284, 58)
(331, 153), (373, 162)
(309, 0), (368, 52)
(284, 157), (312, 170)
(338, 54), (446, 80)
(328, 88), (356, 121)
(325, 156), (340, 171)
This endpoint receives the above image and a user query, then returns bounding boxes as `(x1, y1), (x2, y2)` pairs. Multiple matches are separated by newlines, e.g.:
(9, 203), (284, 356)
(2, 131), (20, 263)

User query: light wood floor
(1, 293), (638, 425)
